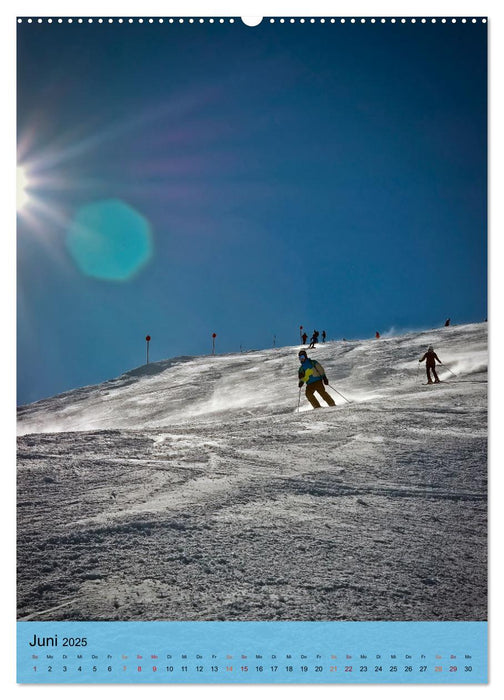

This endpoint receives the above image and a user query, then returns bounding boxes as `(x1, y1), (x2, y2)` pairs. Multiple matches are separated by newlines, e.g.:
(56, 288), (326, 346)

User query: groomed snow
(17, 323), (487, 621)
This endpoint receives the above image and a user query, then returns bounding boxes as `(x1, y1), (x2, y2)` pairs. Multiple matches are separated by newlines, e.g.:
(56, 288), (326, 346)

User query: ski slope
(17, 323), (487, 622)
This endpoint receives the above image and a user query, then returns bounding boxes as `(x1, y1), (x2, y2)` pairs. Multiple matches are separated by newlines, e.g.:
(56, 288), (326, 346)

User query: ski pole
(328, 384), (351, 404)
(441, 364), (457, 378)
(297, 387), (302, 412)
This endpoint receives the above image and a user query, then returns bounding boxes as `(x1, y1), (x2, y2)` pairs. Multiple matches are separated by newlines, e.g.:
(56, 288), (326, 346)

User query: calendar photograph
(16, 11), (488, 683)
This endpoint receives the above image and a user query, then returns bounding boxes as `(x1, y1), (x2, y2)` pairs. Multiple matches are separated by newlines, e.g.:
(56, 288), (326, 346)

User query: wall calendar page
(16, 3), (488, 687)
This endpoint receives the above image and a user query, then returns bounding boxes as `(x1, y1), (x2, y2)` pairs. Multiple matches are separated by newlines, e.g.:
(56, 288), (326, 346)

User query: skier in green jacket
(298, 350), (336, 408)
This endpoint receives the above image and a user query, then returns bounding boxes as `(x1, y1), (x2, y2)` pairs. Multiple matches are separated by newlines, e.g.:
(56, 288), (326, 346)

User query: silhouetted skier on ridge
(308, 330), (319, 348)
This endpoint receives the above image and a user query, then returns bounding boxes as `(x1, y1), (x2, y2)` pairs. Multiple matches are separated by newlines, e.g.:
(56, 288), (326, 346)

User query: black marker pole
(145, 335), (151, 364)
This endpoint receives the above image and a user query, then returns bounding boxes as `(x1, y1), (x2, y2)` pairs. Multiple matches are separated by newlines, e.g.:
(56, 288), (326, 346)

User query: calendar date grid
(29, 649), (475, 677)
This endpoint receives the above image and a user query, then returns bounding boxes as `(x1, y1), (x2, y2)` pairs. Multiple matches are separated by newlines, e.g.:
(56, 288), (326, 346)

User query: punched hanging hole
(241, 17), (263, 27)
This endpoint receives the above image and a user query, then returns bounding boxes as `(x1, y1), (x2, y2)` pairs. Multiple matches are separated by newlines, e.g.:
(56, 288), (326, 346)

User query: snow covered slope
(17, 323), (487, 434)
(17, 323), (487, 622)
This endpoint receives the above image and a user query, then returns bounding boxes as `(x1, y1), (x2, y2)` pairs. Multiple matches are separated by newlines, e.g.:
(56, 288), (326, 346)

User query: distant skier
(298, 350), (336, 409)
(308, 330), (319, 348)
(375, 331), (380, 339)
(445, 318), (451, 327)
(419, 345), (442, 384)
(301, 331), (308, 344)
(322, 330), (326, 343)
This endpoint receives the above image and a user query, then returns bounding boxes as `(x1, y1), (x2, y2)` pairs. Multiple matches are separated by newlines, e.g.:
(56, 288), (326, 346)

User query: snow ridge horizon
(17, 322), (487, 436)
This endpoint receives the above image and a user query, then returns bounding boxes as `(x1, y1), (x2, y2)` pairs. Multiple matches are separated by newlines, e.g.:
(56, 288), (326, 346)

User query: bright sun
(17, 165), (30, 210)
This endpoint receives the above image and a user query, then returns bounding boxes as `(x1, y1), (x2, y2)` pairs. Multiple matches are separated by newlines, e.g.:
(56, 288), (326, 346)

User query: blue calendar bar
(17, 621), (487, 684)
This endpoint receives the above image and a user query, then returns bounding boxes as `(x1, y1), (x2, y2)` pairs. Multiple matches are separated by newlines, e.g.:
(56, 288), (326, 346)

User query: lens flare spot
(66, 199), (152, 280)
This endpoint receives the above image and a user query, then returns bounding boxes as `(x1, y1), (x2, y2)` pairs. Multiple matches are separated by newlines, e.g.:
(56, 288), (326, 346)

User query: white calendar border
(3, 0), (501, 698)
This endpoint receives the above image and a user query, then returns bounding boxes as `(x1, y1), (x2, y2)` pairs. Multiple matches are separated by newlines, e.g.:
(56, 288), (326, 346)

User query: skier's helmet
(428, 345), (434, 352)
(298, 350), (307, 361)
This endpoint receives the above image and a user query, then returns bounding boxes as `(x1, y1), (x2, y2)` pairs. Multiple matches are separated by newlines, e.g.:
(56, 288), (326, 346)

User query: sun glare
(17, 165), (30, 210)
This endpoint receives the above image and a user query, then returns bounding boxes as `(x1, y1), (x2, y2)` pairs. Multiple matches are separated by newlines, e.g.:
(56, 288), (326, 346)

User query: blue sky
(17, 18), (487, 404)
